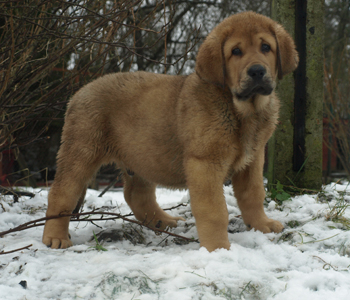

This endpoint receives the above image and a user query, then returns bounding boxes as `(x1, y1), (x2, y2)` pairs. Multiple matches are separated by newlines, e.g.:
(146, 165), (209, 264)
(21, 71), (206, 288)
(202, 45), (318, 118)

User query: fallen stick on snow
(0, 204), (198, 247)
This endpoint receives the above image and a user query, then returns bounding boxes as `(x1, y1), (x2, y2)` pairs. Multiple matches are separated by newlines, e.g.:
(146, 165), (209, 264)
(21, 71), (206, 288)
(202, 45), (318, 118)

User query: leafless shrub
(323, 49), (350, 177)
(0, 0), (200, 154)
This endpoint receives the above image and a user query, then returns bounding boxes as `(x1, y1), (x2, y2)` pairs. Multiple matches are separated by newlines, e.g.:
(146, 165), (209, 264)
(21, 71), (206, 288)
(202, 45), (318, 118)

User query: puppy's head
(195, 11), (299, 101)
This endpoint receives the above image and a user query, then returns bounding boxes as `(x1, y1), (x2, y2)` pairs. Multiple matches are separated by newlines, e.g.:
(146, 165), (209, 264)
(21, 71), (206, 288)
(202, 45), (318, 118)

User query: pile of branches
(0, 0), (199, 153)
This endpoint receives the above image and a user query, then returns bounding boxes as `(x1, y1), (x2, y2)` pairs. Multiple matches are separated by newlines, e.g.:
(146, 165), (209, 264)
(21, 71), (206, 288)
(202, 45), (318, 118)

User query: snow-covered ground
(1, 182), (350, 300)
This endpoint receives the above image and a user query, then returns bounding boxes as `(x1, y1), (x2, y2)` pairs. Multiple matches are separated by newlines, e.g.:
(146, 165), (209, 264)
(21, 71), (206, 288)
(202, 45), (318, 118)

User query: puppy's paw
(43, 235), (73, 249)
(153, 215), (185, 230)
(43, 218), (72, 249)
(249, 218), (284, 234)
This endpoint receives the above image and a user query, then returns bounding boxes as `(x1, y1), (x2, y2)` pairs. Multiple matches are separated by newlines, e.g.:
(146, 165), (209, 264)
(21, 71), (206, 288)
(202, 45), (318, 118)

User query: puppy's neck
(233, 94), (273, 117)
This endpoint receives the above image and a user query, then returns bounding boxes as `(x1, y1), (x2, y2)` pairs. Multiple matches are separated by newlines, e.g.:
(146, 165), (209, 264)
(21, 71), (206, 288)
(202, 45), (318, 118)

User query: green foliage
(269, 181), (292, 204)
(286, 220), (300, 228)
(90, 232), (108, 252)
(95, 271), (160, 298)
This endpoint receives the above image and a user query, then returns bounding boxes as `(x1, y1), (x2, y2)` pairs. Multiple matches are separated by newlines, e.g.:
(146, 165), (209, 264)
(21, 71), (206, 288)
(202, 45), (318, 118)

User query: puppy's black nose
(247, 65), (266, 80)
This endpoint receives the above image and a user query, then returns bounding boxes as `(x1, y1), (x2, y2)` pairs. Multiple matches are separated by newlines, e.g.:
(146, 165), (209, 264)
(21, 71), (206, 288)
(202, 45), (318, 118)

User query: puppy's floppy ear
(273, 24), (299, 79)
(195, 35), (226, 88)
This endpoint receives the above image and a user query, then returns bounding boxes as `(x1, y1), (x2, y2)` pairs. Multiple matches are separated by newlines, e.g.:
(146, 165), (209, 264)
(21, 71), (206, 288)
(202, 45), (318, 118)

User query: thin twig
(0, 244), (32, 255)
(98, 172), (123, 197)
(0, 209), (197, 243)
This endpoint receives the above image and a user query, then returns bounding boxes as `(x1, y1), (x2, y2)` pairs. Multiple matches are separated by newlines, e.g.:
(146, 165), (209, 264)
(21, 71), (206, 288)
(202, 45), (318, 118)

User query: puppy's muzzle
(248, 64), (266, 81)
(236, 64), (274, 100)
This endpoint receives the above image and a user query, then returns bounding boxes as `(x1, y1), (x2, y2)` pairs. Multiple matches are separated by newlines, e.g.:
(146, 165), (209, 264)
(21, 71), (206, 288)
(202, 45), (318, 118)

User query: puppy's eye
(261, 44), (271, 53)
(232, 48), (242, 56)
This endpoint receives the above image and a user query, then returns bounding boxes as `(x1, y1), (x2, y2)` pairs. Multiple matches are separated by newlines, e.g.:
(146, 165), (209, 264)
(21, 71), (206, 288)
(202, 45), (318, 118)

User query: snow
(1, 183), (350, 299)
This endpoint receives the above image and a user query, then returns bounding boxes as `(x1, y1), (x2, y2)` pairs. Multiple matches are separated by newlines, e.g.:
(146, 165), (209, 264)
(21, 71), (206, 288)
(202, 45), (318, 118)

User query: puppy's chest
(222, 110), (270, 171)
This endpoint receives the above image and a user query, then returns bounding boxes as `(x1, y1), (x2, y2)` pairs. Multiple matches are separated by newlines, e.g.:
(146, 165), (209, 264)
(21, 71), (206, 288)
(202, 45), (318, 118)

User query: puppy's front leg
(231, 149), (284, 233)
(185, 158), (230, 252)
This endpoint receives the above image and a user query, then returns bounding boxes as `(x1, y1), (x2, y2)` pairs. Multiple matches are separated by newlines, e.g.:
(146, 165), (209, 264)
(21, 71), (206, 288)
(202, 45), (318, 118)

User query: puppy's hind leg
(123, 173), (185, 230)
(43, 145), (101, 249)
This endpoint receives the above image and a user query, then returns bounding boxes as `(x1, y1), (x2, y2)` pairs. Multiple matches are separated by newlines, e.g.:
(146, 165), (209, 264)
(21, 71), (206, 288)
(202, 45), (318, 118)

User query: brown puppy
(43, 11), (298, 252)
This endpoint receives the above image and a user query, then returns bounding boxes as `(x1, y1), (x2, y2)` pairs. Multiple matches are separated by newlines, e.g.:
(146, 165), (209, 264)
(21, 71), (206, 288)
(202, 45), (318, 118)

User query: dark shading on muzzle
(236, 64), (274, 100)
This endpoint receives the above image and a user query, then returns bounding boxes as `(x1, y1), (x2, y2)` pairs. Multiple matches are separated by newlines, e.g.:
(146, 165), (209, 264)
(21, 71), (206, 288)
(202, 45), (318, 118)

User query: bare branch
(0, 244), (33, 255)
(0, 206), (197, 244)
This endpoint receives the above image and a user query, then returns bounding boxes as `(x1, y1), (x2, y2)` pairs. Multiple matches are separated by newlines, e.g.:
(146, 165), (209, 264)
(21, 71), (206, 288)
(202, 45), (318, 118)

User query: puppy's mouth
(235, 82), (274, 101)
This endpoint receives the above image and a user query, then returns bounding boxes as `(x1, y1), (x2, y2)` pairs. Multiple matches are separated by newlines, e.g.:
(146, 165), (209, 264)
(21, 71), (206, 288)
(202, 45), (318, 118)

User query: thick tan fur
(43, 12), (298, 252)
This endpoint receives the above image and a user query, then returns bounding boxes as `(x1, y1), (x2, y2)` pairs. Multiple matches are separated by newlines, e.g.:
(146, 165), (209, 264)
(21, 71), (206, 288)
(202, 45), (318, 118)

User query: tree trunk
(267, 0), (324, 190)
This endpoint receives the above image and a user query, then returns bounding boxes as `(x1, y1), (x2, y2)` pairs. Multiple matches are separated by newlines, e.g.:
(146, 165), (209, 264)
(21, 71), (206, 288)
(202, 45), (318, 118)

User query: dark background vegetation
(0, 0), (349, 186)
